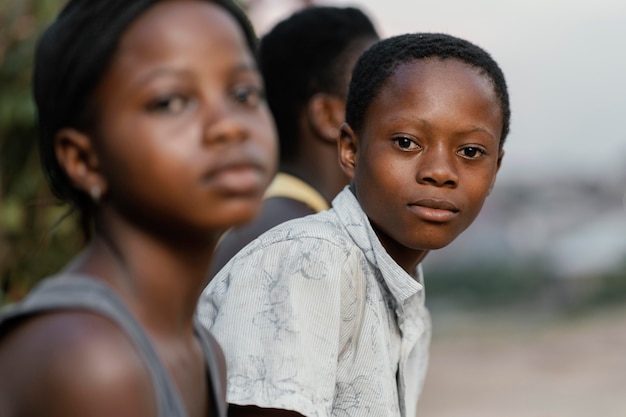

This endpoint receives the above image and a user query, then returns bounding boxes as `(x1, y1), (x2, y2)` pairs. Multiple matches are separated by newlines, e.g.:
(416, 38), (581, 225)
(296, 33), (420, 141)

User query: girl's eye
(147, 95), (189, 114)
(231, 85), (264, 108)
(458, 146), (486, 159)
(393, 136), (419, 150)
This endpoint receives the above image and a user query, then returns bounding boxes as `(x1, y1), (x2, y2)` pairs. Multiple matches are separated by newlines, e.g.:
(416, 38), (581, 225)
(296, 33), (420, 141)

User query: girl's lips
(204, 160), (267, 195)
(409, 199), (459, 222)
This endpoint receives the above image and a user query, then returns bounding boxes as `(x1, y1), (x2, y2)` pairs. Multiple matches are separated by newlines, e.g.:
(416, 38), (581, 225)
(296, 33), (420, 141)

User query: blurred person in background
(238, 0), (316, 36)
(210, 5), (380, 275)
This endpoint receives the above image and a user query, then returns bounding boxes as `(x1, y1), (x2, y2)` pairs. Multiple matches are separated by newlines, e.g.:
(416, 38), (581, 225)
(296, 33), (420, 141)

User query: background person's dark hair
(346, 32), (511, 147)
(33, 0), (256, 240)
(258, 6), (379, 163)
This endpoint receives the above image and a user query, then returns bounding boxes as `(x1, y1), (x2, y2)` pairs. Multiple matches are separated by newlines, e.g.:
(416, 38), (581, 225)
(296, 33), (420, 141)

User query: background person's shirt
(209, 172), (329, 276)
(197, 187), (431, 417)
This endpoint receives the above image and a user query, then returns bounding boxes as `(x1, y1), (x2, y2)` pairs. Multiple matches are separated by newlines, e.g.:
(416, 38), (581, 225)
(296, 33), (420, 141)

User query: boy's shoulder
(249, 208), (351, 252)
(216, 188), (369, 274)
(258, 187), (363, 240)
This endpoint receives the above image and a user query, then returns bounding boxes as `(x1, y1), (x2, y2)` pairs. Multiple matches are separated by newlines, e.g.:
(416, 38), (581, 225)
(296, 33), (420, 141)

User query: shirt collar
(331, 186), (423, 303)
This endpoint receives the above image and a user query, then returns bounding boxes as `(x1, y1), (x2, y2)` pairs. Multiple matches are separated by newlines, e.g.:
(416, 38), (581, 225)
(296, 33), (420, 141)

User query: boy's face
(340, 58), (503, 263)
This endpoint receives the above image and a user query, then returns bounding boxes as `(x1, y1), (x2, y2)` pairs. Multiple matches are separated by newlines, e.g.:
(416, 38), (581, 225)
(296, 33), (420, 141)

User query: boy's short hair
(258, 6), (379, 162)
(346, 32), (510, 147)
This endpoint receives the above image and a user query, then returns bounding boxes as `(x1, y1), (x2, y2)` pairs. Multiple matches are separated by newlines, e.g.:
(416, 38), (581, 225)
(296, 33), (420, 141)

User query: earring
(89, 184), (102, 203)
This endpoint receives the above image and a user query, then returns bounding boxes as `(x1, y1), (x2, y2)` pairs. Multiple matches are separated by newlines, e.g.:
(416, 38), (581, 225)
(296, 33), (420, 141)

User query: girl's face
(340, 58), (503, 266)
(89, 0), (277, 237)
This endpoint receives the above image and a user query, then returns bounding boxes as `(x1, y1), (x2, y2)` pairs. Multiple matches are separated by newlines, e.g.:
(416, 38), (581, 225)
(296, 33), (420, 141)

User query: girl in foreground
(0, 1), (277, 416)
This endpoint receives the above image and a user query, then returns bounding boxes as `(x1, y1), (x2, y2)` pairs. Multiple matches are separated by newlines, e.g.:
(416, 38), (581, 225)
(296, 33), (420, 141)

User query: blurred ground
(417, 304), (626, 417)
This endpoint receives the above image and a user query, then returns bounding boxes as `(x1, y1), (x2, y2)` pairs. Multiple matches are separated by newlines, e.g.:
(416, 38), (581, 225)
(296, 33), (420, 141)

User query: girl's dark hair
(346, 32), (511, 147)
(33, 0), (256, 238)
(257, 6), (379, 163)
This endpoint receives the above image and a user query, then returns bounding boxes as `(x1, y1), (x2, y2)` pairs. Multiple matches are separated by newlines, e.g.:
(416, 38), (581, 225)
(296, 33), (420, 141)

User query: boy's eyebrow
(389, 116), (497, 140)
(457, 126), (497, 140)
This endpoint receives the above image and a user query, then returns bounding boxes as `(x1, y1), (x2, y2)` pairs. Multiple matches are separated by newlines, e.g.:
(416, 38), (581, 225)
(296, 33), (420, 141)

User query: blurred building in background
(425, 170), (626, 309)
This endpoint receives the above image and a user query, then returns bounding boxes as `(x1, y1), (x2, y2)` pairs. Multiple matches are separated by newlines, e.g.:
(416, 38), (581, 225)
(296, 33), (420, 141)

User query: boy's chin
(417, 242), (453, 251)
(404, 236), (457, 251)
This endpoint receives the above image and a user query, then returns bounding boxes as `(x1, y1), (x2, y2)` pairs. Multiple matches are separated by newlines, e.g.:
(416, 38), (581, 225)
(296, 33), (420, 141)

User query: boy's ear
(487, 150), (505, 195)
(54, 128), (107, 200)
(338, 122), (358, 178)
(307, 93), (345, 143)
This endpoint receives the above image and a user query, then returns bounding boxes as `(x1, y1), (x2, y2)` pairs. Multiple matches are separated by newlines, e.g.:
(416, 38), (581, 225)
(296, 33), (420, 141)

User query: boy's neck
(349, 183), (429, 273)
(381, 239), (429, 274)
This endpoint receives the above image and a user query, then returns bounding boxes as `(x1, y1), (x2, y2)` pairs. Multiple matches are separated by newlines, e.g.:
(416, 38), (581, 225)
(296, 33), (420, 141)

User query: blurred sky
(249, 0), (626, 185)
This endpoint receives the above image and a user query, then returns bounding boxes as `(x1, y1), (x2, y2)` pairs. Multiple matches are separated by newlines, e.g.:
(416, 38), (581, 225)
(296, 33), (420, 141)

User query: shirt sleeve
(199, 234), (357, 417)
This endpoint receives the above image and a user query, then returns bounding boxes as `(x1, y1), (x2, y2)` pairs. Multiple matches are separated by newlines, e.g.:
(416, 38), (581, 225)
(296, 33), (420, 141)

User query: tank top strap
(0, 274), (188, 417)
(194, 319), (227, 417)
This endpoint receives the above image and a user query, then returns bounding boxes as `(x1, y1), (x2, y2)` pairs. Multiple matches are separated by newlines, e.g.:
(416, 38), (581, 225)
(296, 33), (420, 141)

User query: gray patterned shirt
(197, 187), (431, 417)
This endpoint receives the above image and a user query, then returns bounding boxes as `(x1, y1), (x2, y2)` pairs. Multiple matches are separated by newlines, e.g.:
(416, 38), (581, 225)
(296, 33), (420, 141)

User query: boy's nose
(417, 147), (458, 187)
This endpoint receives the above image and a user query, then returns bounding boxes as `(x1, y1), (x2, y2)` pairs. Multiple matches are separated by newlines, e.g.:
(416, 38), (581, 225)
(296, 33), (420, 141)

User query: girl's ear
(307, 93), (345, 143)
(338, 122), (358, 178)
(54, 128), (107, 201)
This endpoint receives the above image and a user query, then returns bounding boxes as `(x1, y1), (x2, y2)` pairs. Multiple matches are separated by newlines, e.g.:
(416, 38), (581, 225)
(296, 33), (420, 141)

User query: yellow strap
(264, 172), (330, 213)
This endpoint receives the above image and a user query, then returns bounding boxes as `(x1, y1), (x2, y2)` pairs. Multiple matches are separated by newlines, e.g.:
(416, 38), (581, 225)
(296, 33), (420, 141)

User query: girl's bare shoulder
(0, 311), (156, 417)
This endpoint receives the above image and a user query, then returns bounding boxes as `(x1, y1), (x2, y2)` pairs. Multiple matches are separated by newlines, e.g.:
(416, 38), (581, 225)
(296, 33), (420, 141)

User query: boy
(210, 6), (379, 275)
(198, 32), (510, 417)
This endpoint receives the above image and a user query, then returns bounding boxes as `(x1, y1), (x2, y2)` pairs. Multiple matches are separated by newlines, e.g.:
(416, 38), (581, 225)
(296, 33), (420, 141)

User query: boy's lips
(409, 198), (459, 222)
(412, 198), (459, 212)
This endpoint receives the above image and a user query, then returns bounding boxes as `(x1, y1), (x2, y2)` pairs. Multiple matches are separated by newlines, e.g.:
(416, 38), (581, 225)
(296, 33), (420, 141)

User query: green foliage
(424, 259), (551, 308)
(425, 256), (626, 313)
(1, 0), (81, 306)
(585, 257), (626, 306)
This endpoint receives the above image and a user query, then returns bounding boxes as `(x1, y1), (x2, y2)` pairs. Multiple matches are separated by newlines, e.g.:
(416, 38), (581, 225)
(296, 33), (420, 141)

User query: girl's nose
(202, 100), (247, 145)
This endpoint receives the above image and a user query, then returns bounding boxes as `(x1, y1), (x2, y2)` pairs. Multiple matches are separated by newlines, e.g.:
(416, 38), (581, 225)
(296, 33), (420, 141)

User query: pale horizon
(249, 0), (626, 185)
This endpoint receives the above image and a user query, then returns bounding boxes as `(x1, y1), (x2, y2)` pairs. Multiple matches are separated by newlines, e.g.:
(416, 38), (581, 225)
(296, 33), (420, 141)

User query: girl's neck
(68, 219), (218, 340)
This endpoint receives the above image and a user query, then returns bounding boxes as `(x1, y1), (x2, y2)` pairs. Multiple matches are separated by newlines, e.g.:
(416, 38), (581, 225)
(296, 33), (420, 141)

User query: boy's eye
(393, 136), (419, 150)
(147, 95), (189, 114)
(231, 85), (264, 108)
(458, 146), (486, 159)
